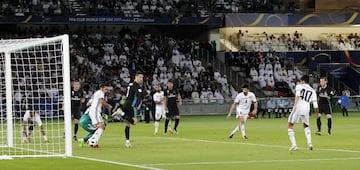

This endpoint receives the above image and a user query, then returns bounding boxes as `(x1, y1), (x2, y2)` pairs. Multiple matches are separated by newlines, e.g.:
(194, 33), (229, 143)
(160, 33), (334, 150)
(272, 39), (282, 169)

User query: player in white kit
(227, 84), (257, 139)
(288, 75), (319, 151)
(22, 110), (48, 143)
(153, 85), (166, 134)
(87, 84), (113, 148)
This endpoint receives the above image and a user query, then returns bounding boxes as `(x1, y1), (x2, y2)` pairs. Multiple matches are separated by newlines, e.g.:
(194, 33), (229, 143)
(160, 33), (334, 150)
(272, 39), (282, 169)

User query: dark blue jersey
(124, 82), (147, 108)
(71, 89), (84, 109)
(164, 88), (179, 107)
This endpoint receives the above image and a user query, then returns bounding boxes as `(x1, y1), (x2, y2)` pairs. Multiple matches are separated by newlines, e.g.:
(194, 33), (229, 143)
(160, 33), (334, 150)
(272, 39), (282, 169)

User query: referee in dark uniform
(71, 80), (84, 141)
(316, 77), (335, 136)
(122, 72), (148, 147)
(164, 79), (182, 135)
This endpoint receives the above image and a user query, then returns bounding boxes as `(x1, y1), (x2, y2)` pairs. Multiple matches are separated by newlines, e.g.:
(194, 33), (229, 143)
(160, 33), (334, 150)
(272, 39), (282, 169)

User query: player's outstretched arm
(227, 102), (237, 119)
(22, 121), (29, 142)
(100, 98), (112, 110)
(251, 101), (258, 115)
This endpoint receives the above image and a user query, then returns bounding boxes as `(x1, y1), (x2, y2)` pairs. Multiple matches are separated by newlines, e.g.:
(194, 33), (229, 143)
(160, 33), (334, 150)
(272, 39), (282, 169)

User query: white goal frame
(0, 35), (72, 158)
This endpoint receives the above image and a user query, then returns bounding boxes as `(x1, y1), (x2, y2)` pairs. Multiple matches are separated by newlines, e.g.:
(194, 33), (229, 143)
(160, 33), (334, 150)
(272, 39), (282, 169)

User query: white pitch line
(72, 155), (163, 170)
(144, 157), (360, 166)
(138, 136), (360, 153)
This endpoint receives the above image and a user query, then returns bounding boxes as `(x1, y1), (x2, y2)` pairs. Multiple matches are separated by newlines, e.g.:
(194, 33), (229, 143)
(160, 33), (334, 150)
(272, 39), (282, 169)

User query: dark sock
(74, 124), (78, 136)
(125, 126), (130, 140)
(327, 118), (332, 134)
(174, 118), (180, 130)
(164, 119), (170, 133)
(317, 117), (321, 132)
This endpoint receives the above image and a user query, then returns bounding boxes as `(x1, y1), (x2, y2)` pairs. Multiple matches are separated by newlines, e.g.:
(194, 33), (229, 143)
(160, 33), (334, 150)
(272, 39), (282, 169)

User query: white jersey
(89, 90), (105, 124)
(288, 83), (318, 125)
(23, 110), (42, 126)
(294, 83), (317, 115)
(234, 92), (256, 114)
(153, 91), (165, 107)
(153, 91), (166, 120)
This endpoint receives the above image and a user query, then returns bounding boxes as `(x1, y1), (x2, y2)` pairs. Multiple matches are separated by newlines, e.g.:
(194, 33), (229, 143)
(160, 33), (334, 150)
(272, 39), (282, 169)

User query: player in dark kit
(122, 72), (148, 147)
(316, 77), (335, 136)
(70, 80), (85, 141)
(164, 80), (182, 135)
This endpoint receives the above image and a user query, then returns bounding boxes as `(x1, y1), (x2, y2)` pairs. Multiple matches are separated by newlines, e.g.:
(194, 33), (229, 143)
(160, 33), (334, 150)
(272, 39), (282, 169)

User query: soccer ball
(337, 99), (342, 104)
(88, 138), (98, 147)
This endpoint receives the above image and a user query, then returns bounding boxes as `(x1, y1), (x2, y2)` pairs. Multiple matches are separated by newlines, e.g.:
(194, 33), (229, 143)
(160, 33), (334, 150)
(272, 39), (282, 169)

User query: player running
(153, 85), (166, 135)
(227, 84), (258, 139)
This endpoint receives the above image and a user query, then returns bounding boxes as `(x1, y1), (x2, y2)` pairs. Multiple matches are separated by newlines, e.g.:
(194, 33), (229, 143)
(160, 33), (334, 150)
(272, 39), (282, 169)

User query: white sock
(154, 121), (159, 133)
(126, 140), (130, 144)
(230, 125), (240, 135)
(240, 124), (246, 137)
(43, 135), (48, 141)
(92, 128), (104, 142)
(304, 127), (312, 145)
(288, 128), (297, 147)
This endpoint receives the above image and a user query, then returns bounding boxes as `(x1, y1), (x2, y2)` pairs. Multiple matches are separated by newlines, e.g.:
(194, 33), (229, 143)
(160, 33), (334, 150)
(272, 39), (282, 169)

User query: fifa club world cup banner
(0, 15), (223, 26)
(225, 12), (360, 26)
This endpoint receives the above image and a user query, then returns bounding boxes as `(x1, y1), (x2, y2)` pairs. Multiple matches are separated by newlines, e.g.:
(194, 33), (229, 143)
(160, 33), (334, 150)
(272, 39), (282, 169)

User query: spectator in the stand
(274, 67), (282, 82)
(250, 67), (259, 82)
(258, 60), (265, 70)
(214, 89), (224, 104)
(293, 67), (303, 80)
(207, 88), (215, 102)
(120, 69), (130, 84)
(251, 41), (260, 52)
(344, 39), (355, 50)
(231, 88), (238, 100)
(183, 79), (193, 99)
(258, 74), (266, 88)
(200, 88), (209, 103)
(337, 41), (346, 50)
(311, 42), (321, 50)
(274, 60), (282, 71)
(267, 74), (275, 89)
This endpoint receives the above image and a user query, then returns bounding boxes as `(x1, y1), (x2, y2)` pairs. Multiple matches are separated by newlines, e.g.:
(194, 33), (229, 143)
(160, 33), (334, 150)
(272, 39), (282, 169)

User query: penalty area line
(144, 157), (360, 166)
(139, 136), (360, 153)
(72, 155), (163, 170)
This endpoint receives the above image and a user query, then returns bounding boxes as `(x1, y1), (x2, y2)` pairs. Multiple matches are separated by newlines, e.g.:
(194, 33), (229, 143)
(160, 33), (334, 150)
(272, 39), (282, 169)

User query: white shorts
(89, 110), (103, 125)
(288, 110), (310, 125)
(155, 106), (166, 120)
(236, 109), (249, 122)
(33, 114), (43, 127)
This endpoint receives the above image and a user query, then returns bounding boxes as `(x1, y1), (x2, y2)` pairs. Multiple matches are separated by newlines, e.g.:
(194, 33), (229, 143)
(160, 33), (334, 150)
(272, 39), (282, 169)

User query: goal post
(0, 35), (72, 158)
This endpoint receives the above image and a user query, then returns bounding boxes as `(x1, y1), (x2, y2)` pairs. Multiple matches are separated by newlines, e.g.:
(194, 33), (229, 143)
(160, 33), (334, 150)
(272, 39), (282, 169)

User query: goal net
(0, 35), (72, 159)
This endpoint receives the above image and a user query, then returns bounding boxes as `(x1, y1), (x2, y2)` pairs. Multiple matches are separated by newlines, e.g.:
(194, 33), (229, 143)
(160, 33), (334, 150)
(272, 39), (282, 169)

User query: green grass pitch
(2, 112), (360, 170)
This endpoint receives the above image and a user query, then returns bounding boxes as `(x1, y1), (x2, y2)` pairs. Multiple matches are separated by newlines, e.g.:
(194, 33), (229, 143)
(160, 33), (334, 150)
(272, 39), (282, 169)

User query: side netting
(0, 35), (72, 158)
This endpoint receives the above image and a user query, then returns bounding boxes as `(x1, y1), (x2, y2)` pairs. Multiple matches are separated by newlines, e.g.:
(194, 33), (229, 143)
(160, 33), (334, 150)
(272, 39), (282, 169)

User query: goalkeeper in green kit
(78, 108), (109, 147)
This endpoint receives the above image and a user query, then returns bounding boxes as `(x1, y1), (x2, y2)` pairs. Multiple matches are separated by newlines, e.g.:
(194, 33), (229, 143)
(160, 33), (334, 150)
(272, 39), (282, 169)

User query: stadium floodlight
(0, 35), (71, 159)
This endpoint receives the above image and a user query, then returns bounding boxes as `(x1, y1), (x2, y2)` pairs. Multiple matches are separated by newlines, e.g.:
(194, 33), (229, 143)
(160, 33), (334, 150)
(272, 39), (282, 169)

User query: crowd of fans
(228, 29), (360, 52)
(2, 24), (231, 117)
(0, 0), (296, 17)
(226, 51), (301, 97)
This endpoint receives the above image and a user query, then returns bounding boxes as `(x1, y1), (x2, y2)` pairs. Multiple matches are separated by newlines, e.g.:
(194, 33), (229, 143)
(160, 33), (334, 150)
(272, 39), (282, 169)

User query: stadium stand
(0, 0), (296, 17)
